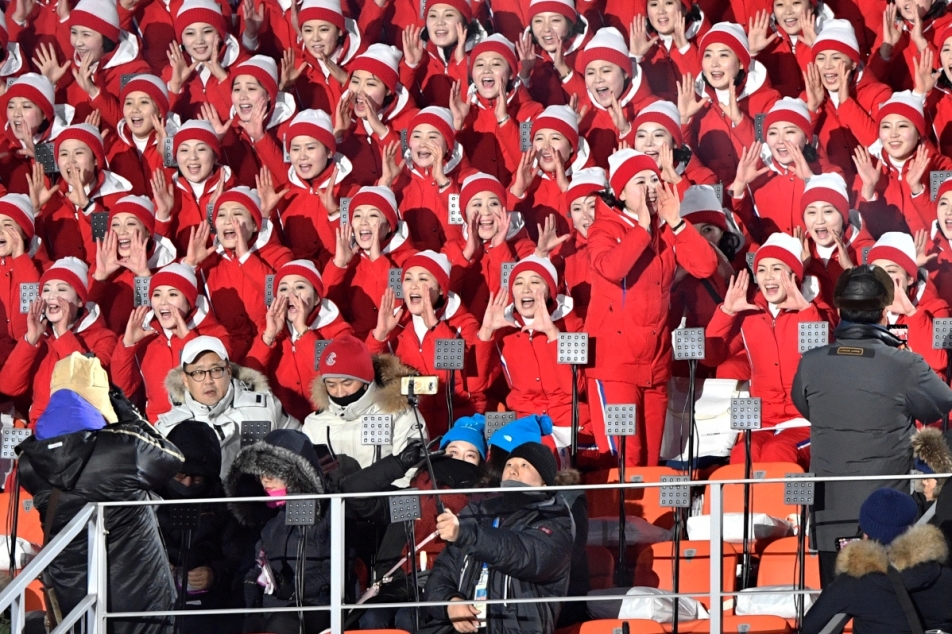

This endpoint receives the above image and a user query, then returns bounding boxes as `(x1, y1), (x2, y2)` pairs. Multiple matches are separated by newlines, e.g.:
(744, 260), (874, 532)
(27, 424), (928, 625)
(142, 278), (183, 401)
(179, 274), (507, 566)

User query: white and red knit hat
(531, 105), (580, 151)
(350, 186), (400, 229)
(460, 172), (506, 212)
(403, 250), (452, 294)
(608, 148), (660, 196)
(425, 0), (473, 21)
(577, 27), (632, 76)
(274, 259), (325, 298)
(41, 257), (89, 303)
(298, 0), (345, 30)
(937, 177), (952, 203)
(700, 23), (750, 70)
(349, 44), (402, 94)
(877, 91), (926, 137)
(318, 334), (374, 382)
(528, 0), (577, 20)
(174, 0), (228, 41)
(287, 109), (336, 153)
(471, 34), (519, 73)
(214, 186), (263, 229)
(753, 232), (803, 279)
(4, 73), (55, 124)
(410, 106), (456, 148)
(566, 167), (608, 202)
(0, 194), (36, 241)
(109, 195), (157, 235)
(763, 97), (812, 138)
(634, 101), (683, 146)
(867, 232), (918, 278)
(173, 120), (221, 157)
(234, 56), (279, 103)
(150, 262), (199, 308)
(681, 185), (729, 232)
(801, 173), (850, 222)
(510, 255), (559, 299)
(70, 0), (120, 43)
(55, 124), (107, 169)
(120, 74), (170, 117)
(812, 19), (860, 65)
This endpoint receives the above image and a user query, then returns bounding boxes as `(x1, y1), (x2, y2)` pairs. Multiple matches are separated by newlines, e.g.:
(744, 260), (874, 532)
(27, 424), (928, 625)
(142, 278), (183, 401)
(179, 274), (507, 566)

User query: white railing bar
(329, 496), (343, 634)
(710, 481), (723, 634)
(0, 504), (96, 613)
(92, 471), (951, 507)
(10, 594), (24, 634)
(51, 594), (97, 634)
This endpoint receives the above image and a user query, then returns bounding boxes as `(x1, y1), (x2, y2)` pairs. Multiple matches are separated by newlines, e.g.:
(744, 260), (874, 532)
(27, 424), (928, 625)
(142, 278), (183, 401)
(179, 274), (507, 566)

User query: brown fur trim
(165, 363), (270, 405)
(888, 524), (949, 572)
(308, 354), (418, 413)
(835, 540), (889, 578)
(555, 469), (581, 486)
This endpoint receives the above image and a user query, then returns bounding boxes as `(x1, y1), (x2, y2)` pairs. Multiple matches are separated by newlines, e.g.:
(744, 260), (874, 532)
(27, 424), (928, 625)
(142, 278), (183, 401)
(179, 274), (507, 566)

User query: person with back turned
(793, 265), (952, 587)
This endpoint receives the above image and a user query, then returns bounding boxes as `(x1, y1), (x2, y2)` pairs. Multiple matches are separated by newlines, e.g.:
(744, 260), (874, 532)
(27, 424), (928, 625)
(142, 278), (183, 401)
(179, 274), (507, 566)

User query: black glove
(395, 441), (427, 471)
(108, 384), (146, 425)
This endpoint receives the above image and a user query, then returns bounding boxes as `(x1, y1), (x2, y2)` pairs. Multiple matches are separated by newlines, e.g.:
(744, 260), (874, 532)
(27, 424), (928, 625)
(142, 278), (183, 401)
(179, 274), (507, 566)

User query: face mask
(164, 478), (210, 500)
(327, 383), (369, 407)
(265, 487), (288, 508)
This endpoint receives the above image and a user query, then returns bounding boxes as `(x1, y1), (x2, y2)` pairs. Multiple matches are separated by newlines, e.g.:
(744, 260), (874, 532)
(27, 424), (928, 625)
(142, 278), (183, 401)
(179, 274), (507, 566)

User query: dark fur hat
(834, 264), (895, 311)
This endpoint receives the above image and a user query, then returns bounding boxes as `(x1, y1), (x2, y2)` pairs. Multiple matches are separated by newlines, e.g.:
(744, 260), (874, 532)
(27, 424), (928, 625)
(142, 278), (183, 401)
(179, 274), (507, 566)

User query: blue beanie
(489, 414), (554, 453)
(36, 390), (107, 441)
(441, 414), (488, 458)
(859, 488), (919, 545)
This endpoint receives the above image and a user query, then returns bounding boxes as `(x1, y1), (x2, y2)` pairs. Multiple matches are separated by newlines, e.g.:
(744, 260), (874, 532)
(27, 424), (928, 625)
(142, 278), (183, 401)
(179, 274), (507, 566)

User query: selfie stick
(406, 380), (445, 515)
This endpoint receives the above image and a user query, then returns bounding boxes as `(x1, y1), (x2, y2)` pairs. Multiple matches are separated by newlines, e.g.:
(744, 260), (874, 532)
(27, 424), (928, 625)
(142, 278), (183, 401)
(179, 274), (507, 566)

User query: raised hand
(237, 99), (267, 142)
(167, 42), (198, 94)
(659, 143), (681, 184)
(26, 161), (55, 210)
(516, 31), (536, 81)
(12, 0), (37, 25)
(420, 283), (440, 328)
(120, 229), (150, 277)
(886, 276), (918, 316)
(784, 140), (815, 180)
(151, 168), (175, 222)
(882, 4), (901, 49)
(910, 8), (929, 52)
(490, 208), (511, 248)
(122, 305), (155, 347)
(677, 72), (704, 124)
(510, 147), (538, 199)
(477, 290), (510, 341)
(718, 84), (743, 126)
(64, 167), (90, 210)
(803, 62), (824, 112)
(462, 211), (480, 260)
(199, 103), (233, 138)
(448, 80), (471, 131)
(32, 43), (70, 86)
(256, 166), (289, 218)
(607, 92), (631, 136)
(529, 288), (559, 340)
(185, 221), (215, 267)
(333, 91), (355, 135)
(551, 32), (570, 78)
(656, 181), (682, 227)
(205, 36), (229, 81)
(628, 15), (658, 57)
(333, 223), (355, 268)
(372, 286), (403, 341)
(231, 217), (251, 258)
(378, 140), (404, 187)
(92, 231), (121, 281)
(793, 226), (812, 267)
(402, 24), (425, 67)
(721, 270), (760, 315)
(279, 48), (306, 91)
(25, 298), (46, 346)
(672, 13), (688, 50)
(263, 294), (289, 344)
(169, 302), (191, 339)
(778, 270), (810, 311)
(453, 22), (467, 63)
(287, 292), (309, 335)
(831, 230), (854, 270)
(551, 146), (570, 191)
(914, 47), (937, 95)
(730, 142), (769, 195)
(535, 214), (570, 258)
(0, 225), (26, 259)
(915, 229), (939, 267)
(852, 146), (881, 201)
(73, 52), (99, 98)
(800, 7), (818, 46)
(319, 164), (340, 215)
(242, 0), (265, 41)
(629, 184), (651, 231)
(906, 144), (931, 196)
(747, 10), (778, 55)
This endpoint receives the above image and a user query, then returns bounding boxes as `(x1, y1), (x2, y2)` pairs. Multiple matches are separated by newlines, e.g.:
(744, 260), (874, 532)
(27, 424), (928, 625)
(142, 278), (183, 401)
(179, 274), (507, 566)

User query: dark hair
(939, 72), (952, 92)
(924, 0), (949, 23)
(596, 188), (626, 210)
(646, 1), (702, 36)
(839, 308), (884, 324)
(802, 143), (818, 163)
(673, 145), (693, 165)
(477, 447), (510, 487)
(718, 231), (743, 261)
(102, 36), (117, 54)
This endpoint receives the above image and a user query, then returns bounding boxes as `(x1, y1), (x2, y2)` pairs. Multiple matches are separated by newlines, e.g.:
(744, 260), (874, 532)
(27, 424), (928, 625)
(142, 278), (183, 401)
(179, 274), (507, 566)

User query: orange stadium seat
(633, 540), (739, 608)
(580, 619), (667, 634)
(584, 467), (680, 528)
(587, 545), (616, 590)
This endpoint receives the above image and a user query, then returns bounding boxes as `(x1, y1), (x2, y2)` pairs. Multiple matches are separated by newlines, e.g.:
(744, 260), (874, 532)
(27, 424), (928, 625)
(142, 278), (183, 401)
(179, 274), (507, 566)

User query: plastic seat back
(584, 467), (680, 528)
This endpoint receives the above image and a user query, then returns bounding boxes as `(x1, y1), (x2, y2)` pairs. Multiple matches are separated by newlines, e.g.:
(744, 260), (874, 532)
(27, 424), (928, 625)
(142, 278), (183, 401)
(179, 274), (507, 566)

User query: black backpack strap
(887, 565), (925, 634)
(699, 278), (724, 305)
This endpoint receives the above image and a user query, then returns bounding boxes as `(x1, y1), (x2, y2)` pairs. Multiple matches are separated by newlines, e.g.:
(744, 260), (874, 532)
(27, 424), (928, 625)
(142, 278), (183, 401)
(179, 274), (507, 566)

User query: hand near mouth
(1, 225), (26, 259)
(402, 24), (425, 68)
(119, 229), (150, 277)
(448, 80), (471, 131)
(831, 230), (854, 270)
(535, 214), (570, 259)
(490, 208), (511, 248)
(525, 288), (559, 341)
(915, 229), (939, 267)
(628, 184), (651, 231)
(64, 166), (90, 210)
(420, 283), (440, 329)
(659, 144), (681, 185)
(93, 230), (121, 281)
(169, 303), (191, 339)
(720, 269), (760, 316)
(288, 292), (310, 335)
(453, 22), (468, 64)
(656, 181), (682, 227)
(886, 276), (918, 317)
(367, 220), (383, 261)
(462, 212), (481, 261)
(799, 7), (818, 46)
(14, 128), (36, 159)
(151, 168), (175, 222)
(372, 287), (403, 342)
(607, 92), (630, 137)
(378, 141), (404, 188)
(167, 42), (199, 95)
(199, 103), (233, 140)
(360, 91), (389, 137)
(263, 294), (288, 344)
(333, 91), (355, 136)
(238, 99), (267, 143)
(783, 140), (814, 181)
(717, 83), (743, 126)
(257, 166), (289, 219)
(516, 31), (536, 82)
(477, 290), (510, 341)
(493, 85), (510, 123)
(628, 14), (658, 58)
(803, 63), (824, 113)
(150, 113), (167, 146)
(777, 270), (810, 311)
(72, 51), (99, 99)
(835, 62), (851, 99)
(230, 217), (251, 258)
(509, 147), (538, 199)
(672, 13), (689, 50)
(676, 72), (704, 125)
(185, 221), (215, 268)
(552, 145), (570, 192)
(316, 163), (340, 214)
(851, 146), (881, 202)
(333, 224), (355, 268)
(25, 298), (48, 346)
(551, 32), (570, 80)
(793, 226), (813, 269)
(26, 162), (55, 211)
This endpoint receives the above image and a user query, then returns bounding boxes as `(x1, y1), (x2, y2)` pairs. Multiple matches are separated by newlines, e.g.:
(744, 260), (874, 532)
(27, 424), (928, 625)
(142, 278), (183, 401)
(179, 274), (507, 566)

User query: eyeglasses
(184, 366), (228, 381)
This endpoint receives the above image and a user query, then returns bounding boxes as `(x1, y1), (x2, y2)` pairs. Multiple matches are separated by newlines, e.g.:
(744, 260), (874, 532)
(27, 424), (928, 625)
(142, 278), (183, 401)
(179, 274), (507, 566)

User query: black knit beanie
(508, 442), (557, 486)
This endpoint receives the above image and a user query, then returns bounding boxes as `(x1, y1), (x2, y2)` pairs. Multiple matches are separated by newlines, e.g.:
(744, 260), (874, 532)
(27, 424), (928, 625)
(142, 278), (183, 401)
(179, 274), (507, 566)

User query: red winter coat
(705, 293), (823, 427)
(365, 294), (493, 436)
(243, 299), (355, 421)
(552, 233), (592, 319)
(197, 222), (294, 359)
(637, 37), (702, 103)
(0, 251), (41, 368)
(321, 225), (417, 339)
(391, 148), (474, 252)
(684, 63), (781, 185)
(568, 70), (657, 169)
(492, 299), (589, 428)
(802, 215), (876, 313)
(512, 142), (594, 240)
(0, 304), (117, 425)
(888, 278), (950, 375)
(337, 90), (420, 187)
(105, 125), (171, 198)
(457, 85), (543, 187)
(161, 39), (248, 121)
(216, 113), (292, 188)
(110, 297), (233, 422)
(521, 25), (591, 107)
(441, 215), (536, 321)
(926, 221), (952, 305)
(4, 0), (66, 68)
(584, 202), (718, 385)
(404, 42), (469, 108)
(156, 167), (235, 255)
(755, 30), (812, 99)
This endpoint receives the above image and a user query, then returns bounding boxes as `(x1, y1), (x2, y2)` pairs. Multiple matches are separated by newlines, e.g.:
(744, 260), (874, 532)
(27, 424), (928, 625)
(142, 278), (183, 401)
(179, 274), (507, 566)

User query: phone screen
(888, 324), (909, 342)
(836, 536), (860, 551)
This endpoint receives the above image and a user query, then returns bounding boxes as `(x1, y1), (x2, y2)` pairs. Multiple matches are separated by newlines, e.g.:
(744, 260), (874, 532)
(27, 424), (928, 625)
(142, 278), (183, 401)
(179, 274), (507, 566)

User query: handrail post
(710, 482), (723, 634)
(11, 593), (24, 634)
(329, 496), (344, 633)
(94, 504), (108, 633)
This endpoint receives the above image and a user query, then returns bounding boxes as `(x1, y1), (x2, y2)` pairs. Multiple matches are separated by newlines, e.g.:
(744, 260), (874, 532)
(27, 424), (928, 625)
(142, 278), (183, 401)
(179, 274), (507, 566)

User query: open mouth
(594, 87), (611, 99)
(433, 29), (449, 40)
(118, 238), (131, 250)
(783, 16), (798, 28)
(297, 162), (313, 174)
(520, 296), (536, 310)
(46, 303), (62, 317)
(813, 228), (830, 242)
(129, 116), (144, 128)
(541, 34), (555, 45)
(158, 308), (173, 321)
(238, 104), (253, 116)
(539, 150), (555, 163)
(709, 71), (725, 82)
(655, 16), (670, 27)
(0, 237), (8, 248)
(309, 43), (325, 54)
(480, 77), (496, 89)
(415, 150), (433, 161)
(358, 229), (372, 242)
(222, 229), (237, 241)
(763, 283), (781, 298)
(186, 162), (203, 176)
(822, 71), (838, 85)
(407, 292), (423, 306)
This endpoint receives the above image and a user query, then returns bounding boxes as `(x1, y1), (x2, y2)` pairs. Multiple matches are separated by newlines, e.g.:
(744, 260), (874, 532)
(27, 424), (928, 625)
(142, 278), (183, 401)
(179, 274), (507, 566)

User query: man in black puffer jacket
(422, 442), (574, 634)
(17, 355), (184, 634)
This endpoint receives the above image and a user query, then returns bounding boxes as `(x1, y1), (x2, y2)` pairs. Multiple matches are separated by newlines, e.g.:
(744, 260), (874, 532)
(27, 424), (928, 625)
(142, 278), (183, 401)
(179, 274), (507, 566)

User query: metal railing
(0, 472), (946, 634)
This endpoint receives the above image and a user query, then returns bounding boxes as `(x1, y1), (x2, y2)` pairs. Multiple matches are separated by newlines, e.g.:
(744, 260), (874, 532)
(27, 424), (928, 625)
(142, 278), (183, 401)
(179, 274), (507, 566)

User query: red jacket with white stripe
(109, 296), (233, 422)
(336, 89), (420, 187)
(244, 299), (355, 421)
(0, 304), (117, 425)
(0, 251), (41, 368)
(889, 277), (950, 376)
(584, 201), (718, 385)
(511, 141), (594, 240)
(156, 167), (235, 255)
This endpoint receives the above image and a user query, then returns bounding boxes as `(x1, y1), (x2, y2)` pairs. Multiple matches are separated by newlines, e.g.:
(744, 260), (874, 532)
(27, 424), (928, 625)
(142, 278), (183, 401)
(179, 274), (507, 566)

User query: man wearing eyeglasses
(157, 336), (300, 477)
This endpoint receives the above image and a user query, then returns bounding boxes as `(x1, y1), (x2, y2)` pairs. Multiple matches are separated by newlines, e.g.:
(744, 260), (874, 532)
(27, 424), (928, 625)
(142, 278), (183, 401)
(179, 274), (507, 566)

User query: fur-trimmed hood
(835, 524), (950, 578)
(165, 363), (270, 405)
(309, 353), (416, 415)
(224, 429), (324, 526)
(555, 469), (581, 486)
(913, 428), (952, 487)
